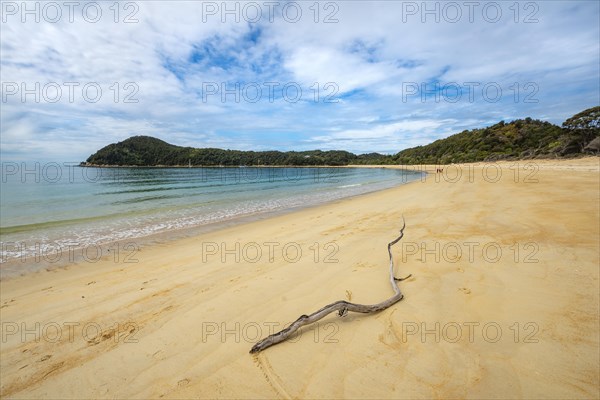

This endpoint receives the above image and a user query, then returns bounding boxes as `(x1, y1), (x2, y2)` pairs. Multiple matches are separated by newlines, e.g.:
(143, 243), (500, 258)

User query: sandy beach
(1, 157), (598, 399)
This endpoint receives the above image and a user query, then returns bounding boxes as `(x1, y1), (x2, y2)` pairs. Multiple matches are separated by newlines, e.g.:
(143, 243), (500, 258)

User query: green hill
(394, 118), (563, 164)
(85, 136), (388, 166)
(394, 106), (599, 164)
(84, 107), (599, 166)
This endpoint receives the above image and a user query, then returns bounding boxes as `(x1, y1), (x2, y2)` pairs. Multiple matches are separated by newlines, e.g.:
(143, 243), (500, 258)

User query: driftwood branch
(250, 218), (410, 353)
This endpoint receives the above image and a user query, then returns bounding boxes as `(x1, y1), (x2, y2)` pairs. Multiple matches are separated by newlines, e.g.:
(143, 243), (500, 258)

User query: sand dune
(1, 157), (598, 399)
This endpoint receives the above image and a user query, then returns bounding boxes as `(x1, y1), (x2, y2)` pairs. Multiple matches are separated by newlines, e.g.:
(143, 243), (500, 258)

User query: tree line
(84, 107), (599, 167)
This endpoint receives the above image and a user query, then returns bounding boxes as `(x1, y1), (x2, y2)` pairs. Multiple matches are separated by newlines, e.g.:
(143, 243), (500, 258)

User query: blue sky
(1, 0), (599, 161)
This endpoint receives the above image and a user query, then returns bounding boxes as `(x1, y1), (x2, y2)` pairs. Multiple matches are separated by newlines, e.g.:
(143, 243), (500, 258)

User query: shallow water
(0, 165), (424, 266)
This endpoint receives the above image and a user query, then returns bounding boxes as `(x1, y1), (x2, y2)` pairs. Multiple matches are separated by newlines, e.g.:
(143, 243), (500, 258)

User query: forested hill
(396, 118), (565, 164)
(84, 107), (599, 166)
(84, 136), (383, 166)
(394, 107), (599, 164)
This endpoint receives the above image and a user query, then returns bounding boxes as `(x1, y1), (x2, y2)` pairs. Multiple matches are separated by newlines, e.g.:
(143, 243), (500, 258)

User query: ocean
(0, 165), (424, 275)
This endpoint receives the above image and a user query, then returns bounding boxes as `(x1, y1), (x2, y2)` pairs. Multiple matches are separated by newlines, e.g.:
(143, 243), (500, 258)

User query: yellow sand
(1, 157), (598, 399)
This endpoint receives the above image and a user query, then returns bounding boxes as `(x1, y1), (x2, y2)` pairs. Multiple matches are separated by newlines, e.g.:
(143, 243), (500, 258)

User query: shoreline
(0, 183), (415, 280)
(0, 169), (427, 279)
(78, 154), (598, 169)
(1, 157), (598, 398)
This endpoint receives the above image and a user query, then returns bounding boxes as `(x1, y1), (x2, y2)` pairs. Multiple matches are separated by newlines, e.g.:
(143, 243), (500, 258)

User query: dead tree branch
(250, 218), (410, 353)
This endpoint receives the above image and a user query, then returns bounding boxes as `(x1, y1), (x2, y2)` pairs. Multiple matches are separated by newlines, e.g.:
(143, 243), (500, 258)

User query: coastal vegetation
(84, 107), (599, 166)
(394, 106), (599, 164)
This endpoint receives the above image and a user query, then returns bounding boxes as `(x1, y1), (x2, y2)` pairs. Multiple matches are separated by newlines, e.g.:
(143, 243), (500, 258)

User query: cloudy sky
(1, 0), (598, 161)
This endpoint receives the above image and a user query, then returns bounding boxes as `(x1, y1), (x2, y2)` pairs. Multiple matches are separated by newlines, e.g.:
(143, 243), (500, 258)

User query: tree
(562, 106), (600, 130)
(561, 106), (600, 153)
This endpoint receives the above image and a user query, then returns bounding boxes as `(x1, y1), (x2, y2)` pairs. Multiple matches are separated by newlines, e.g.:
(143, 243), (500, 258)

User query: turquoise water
(0, 165), (423, 265)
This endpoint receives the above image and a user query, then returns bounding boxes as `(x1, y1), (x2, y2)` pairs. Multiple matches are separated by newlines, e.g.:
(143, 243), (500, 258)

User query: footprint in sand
(459, 287), (471, 294)
(234, 285), (248, 293)
(39, 355), (52, 362)
(177, 378), (190, 387)
(152, 350), (164, 360)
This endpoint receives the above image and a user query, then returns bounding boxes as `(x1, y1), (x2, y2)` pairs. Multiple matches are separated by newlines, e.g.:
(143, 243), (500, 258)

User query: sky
(1, 0), (599, 161)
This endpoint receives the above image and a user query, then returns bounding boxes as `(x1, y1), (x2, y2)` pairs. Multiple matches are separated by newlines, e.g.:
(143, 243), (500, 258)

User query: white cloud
(1, 0), (598, 160)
